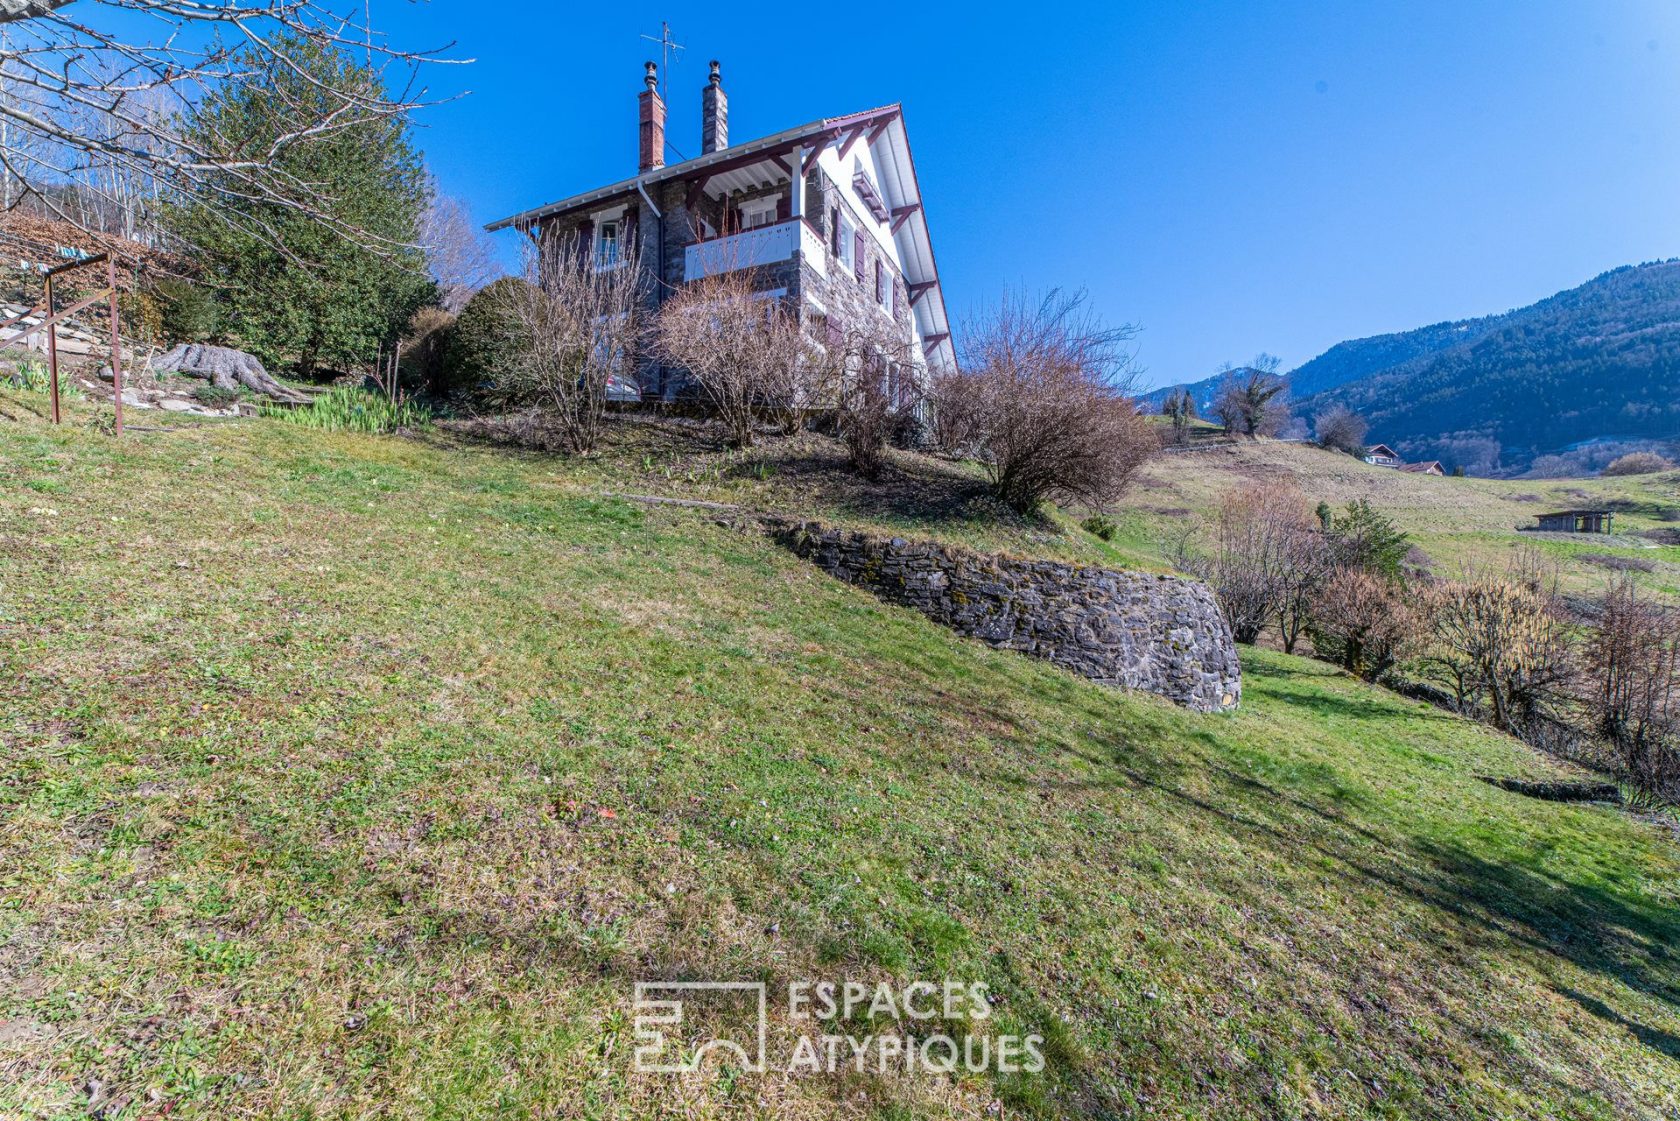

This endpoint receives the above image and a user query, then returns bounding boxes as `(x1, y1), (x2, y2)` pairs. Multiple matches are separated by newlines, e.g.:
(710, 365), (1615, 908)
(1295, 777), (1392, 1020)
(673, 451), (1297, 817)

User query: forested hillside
(1300, 260), (1680, 472)
(1150, 261), (1680, 473)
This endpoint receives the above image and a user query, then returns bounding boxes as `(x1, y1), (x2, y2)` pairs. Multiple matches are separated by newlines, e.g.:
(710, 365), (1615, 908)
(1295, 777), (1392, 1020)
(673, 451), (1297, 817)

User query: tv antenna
(640, 20), (685, 97)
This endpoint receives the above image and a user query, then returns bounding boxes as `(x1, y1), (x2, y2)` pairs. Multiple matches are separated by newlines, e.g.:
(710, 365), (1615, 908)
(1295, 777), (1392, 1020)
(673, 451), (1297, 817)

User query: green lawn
(2, 398), (1678, 1119)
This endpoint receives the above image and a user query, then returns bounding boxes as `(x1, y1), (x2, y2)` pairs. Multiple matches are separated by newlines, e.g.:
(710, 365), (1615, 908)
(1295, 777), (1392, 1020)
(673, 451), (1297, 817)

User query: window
(875, 261), (888, 306)
(741, 198), (778, 230)
(596, 220), (620, 269)
(836, 213), (856, 271)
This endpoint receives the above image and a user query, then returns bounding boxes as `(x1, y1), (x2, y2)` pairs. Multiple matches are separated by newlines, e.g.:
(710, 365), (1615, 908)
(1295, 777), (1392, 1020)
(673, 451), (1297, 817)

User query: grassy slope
(1111, 439), (1680, 600)
(2, 399), (1679, 1119)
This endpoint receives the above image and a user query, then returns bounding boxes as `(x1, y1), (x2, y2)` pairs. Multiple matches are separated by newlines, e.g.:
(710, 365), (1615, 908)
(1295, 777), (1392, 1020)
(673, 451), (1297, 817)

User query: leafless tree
(653, 267), (810, 448)
(1418, 552), (1573, 734)
(489, 238), (645, 455)
(946, 287), (1156, 513)
(1172, 481), (1325, 645)
(420, 175), (500, 313)
(1586, 575), (1679, 794)
(1313, 404), (1368, 455)
(0, 2), (461, 248)
(1306, 567), (1425, 680)
(1211, 355), (1289, 438)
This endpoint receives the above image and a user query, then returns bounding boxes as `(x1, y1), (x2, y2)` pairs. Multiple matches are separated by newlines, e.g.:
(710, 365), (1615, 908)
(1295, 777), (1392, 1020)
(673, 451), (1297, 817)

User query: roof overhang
(485, 105), (902, 232)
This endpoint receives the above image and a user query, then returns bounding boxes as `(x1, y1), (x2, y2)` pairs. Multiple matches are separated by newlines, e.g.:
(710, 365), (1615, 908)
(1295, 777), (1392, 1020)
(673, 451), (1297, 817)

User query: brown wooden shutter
(776, 192), (791, 222)
(854, 232), (865, 280)
(577, 218), (595, 265)
(830, 207), (841, 253)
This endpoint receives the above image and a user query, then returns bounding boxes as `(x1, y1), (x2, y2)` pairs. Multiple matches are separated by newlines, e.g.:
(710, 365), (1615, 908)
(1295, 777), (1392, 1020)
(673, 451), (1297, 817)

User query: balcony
(685, 219), (804, 281)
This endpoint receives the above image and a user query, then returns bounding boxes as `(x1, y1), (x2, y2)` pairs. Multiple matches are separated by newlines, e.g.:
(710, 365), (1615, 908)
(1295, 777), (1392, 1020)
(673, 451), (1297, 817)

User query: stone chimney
(638, 61), (665, 173)
(701, 60), (728, 154)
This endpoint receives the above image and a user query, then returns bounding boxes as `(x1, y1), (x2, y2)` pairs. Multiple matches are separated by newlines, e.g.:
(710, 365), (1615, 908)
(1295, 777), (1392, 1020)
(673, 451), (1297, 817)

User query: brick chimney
(701, 60), (728, 154)
(638, 61), (665, 173)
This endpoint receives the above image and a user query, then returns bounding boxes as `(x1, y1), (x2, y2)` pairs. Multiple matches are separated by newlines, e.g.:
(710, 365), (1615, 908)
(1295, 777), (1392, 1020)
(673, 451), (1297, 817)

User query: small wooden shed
(1535, 509), (1614, 534)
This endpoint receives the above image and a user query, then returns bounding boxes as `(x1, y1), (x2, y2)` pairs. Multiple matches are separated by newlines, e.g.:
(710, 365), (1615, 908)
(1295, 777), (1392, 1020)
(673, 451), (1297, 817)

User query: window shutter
(577, 218), (595, 264)
(854, 232), (866, 280)
(776, 192), (791, 222)
(830, 207), (841, 254)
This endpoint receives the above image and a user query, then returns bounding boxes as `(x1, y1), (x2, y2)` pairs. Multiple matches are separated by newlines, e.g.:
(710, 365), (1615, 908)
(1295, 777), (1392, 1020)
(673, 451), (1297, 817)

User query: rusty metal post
(44, 271), (59, 424)
(107, 257), (122, 436)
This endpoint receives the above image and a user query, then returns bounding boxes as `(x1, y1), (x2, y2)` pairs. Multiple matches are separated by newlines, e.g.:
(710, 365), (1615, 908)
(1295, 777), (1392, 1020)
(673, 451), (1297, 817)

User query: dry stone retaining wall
(777, 522), (1241, 712)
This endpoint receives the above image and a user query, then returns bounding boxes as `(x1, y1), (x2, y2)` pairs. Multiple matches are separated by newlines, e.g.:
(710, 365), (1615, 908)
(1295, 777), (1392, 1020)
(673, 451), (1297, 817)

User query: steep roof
(485, 104), (953, 371)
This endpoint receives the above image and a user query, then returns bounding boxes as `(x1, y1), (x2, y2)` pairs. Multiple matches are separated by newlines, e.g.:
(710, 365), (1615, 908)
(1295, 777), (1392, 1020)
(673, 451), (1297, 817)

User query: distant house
(1535, 509), (1614, 534)
(1398, 461), (1444, 476)
(1363, 444), (1402, 468)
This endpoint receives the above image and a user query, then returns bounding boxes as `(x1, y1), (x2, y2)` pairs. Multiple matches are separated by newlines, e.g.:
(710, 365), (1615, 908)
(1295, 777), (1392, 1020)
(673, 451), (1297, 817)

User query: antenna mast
(639, 20), (685, 98)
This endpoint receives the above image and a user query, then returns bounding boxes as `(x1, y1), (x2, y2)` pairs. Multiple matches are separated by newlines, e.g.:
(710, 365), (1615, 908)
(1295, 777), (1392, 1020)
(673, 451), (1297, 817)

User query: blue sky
(380, 1), (1680, 390)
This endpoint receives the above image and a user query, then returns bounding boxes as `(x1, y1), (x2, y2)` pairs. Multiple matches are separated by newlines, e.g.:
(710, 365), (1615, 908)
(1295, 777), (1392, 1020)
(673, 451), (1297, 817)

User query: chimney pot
(701, 60), (728, 155)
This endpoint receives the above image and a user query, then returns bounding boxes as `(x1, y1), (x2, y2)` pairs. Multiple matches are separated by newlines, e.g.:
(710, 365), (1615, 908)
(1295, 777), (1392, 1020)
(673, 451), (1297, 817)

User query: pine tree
(165, 37), (434, 377)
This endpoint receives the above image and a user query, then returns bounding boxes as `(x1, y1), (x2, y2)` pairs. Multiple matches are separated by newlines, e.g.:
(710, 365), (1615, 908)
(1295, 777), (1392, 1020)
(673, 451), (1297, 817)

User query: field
(3, 395), (1679, 1119)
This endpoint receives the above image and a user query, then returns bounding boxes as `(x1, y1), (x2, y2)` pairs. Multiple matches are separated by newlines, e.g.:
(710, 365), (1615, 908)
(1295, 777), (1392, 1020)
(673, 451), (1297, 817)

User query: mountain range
(1149, 260), (1680, 474)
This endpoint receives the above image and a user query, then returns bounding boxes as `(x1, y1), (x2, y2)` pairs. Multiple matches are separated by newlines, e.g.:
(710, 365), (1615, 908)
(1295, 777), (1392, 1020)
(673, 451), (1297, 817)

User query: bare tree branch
(0, 1), (466, 253)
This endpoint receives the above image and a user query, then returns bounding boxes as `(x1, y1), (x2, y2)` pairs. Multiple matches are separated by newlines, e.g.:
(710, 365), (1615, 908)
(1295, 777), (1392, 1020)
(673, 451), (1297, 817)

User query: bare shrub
(1417, 554), (1573, 734)
(653, 268), (810, 448)
(489, 240), (646, 455)
(814, 316), (921, 479)
(1306, 568), (1424, 680)
(947, 288), (1156, 513)
(927, 366), (987, 456)
(1586, 575), (1679, 794)
(1173, 481), (1327, 646)
(1313, 405), (1369, 455)
(1603, 451), (1675, 477)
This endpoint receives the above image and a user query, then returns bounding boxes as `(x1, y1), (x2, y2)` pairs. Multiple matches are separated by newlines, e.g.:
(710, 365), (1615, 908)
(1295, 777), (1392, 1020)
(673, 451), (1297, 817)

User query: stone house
(486, 62), (953, 404)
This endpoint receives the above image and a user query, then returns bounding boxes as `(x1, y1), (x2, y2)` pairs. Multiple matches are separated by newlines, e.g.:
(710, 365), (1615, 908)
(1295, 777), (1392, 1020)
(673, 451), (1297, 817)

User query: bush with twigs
(1172, 481), (1329, 647)
(1415, 551), (1573, 735)
(488, 241), (646, 455)
(937, 288), (1156, 513)
(653, 268), (811, 448)
(1313, 404), (1369, 456)
(1586, 575), (1680, 795)
(1306, 568), (1426, 681)
(813, 315), (922, 479)
(1602, 451), (1674, 477)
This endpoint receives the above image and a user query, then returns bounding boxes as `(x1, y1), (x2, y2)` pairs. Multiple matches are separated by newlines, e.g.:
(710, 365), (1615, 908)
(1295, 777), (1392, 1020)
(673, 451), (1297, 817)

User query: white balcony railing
(685, 219), (801, 280)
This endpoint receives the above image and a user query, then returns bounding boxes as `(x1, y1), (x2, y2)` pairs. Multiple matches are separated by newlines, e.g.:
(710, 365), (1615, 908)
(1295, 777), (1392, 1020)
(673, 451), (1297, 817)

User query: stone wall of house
(776, 522), (1241, 712)
(803, 167), (913, 342)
